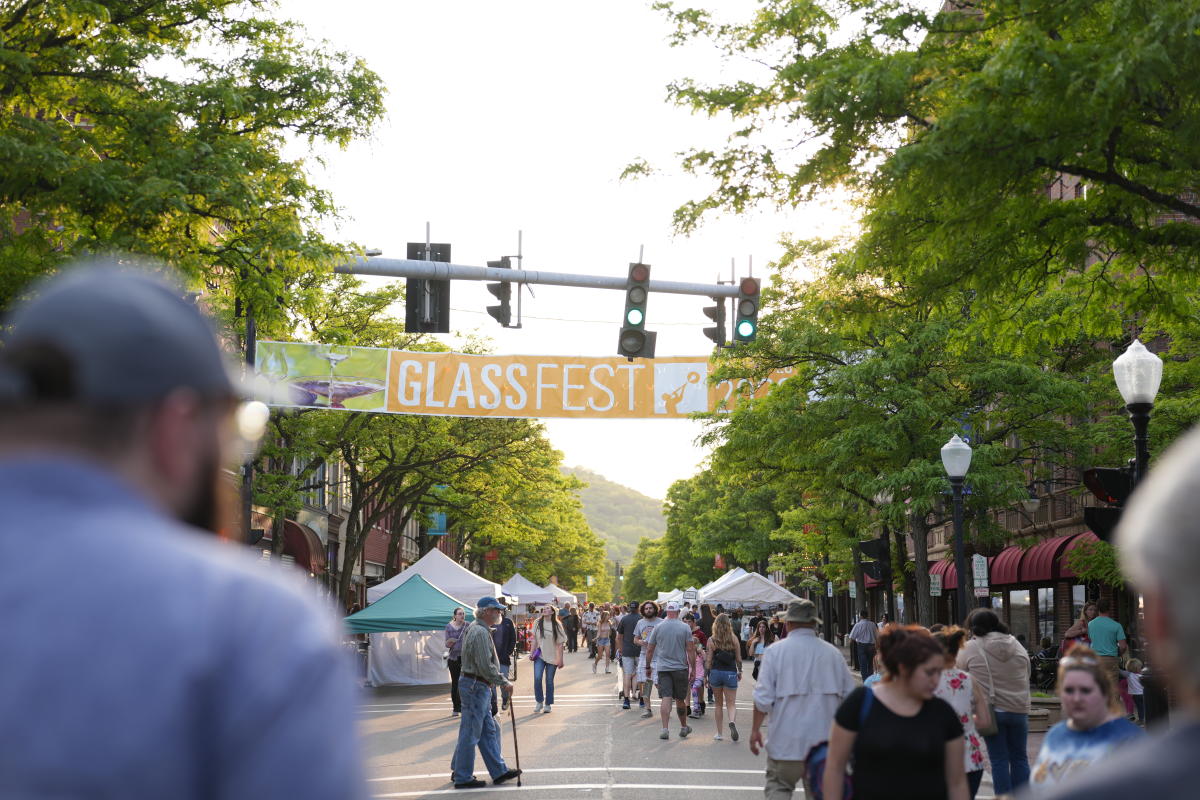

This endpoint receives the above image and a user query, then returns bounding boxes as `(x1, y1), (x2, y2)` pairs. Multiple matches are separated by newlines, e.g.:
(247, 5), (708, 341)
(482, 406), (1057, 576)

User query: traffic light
(404, 242), (451, 333)
(1083, 465), (1135, 542)
(702, 297), (726, 347)
(733, 277), (760, 343)
(617, 262), (656, 359)
(485, 257), (512, 327)
(859, 536), (889, 581)
(861, 561), (884, 581)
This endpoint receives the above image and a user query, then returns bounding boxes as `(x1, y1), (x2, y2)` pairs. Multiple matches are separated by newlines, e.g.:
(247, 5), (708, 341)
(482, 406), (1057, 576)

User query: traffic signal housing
(404, 242), (451, 333)
(1083, 465), (1135, 542)
(702, 297), (726, 347)
(617, 262), (656, 359)
(485, 257), (512, 327)
(733, 277), (760, 343)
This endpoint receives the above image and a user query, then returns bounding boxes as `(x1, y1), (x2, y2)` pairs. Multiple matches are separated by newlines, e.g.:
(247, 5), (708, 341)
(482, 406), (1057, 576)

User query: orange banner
(256, 342), (792, 419)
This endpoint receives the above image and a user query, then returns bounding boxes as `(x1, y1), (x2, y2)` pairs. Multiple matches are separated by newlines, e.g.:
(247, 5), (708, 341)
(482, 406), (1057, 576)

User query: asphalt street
(360, 646), (1006, 799)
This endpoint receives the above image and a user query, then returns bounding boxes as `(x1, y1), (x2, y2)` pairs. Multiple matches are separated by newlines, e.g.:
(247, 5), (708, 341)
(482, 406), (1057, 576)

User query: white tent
(367, 548), (500, 604)
(701, 572), (799, 608)
(543, 583), (577, 604)
(364, 549), (500, 687)
(501, 573), (556, 605)
(656, 589), (680, 603)
(697, 567), (748, 603)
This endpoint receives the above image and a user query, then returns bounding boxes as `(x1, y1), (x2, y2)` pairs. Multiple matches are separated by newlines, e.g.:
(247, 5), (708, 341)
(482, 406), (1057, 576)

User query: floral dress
(935, 667), (985, 775)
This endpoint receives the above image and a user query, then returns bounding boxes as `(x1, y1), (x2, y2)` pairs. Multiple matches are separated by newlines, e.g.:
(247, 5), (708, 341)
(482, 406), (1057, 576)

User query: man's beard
(642, 610), (655, 618)
(178, 441), (233, 535)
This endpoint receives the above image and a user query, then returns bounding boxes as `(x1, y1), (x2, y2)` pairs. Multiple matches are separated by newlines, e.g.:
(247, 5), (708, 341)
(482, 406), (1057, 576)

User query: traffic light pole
(337, 257), (745, 299)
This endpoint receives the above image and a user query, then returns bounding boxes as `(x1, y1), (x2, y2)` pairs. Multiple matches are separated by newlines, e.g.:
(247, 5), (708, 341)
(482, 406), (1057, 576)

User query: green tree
(0, 0), (385, 331)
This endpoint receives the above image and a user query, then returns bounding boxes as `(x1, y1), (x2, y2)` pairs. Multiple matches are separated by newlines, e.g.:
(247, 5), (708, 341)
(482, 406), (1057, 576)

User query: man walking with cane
(451, 597), (522, 789)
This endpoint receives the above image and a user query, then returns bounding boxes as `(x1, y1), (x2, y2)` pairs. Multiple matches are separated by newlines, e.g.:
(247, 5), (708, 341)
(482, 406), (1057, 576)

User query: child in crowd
(1121, 658), (1145, 724)
(690, 639), (707, 717)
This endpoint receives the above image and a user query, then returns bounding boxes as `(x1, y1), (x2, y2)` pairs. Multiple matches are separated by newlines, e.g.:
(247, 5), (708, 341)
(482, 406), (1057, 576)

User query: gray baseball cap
(0, 258), (240, 405)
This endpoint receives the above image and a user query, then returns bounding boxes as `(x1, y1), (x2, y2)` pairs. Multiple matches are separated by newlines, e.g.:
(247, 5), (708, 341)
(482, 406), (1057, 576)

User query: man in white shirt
(847, 609), (879, 677)
(582, 603), (600, 658)
(750, 599), (856, 800)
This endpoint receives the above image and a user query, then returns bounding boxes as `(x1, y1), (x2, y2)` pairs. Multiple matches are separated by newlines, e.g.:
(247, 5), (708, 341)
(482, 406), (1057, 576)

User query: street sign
(826, 581), (834, 598)
(972, 553), (989, 590)
(427, 511), (448, 536)
(929, 574), (942, 597)
(849, 581), (857, 599)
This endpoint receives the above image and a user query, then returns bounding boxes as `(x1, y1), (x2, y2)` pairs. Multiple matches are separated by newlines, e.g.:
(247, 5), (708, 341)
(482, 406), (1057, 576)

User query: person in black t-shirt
(823, 625), (967, 800)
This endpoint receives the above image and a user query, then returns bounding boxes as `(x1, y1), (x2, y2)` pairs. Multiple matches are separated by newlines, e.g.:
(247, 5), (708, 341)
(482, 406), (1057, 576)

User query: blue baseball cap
(476, 596), (505, 610)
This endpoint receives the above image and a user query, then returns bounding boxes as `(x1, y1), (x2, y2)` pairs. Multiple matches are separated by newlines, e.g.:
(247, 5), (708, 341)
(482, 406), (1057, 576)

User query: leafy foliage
(563, 466), (666, 563)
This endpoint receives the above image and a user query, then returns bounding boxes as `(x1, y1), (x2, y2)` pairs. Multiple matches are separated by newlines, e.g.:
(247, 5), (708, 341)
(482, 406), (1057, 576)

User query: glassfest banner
(255, 341), (792, 420)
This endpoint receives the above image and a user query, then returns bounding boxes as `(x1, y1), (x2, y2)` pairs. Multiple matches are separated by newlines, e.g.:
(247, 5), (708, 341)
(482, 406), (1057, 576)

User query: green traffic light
(626, 308), (644, 326)
(736, 319), (755, 338)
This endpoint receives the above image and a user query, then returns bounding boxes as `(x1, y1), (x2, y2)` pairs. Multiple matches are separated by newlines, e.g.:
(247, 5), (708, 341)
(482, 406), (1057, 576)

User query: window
(1072, 584), (1087, 620)
(1037, 587), (1055, 642)
(1008, 589), (1032, 648)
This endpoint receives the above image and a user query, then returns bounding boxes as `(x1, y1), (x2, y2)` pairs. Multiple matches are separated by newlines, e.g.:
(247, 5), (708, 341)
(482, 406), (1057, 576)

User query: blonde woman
(705, 613), (743, 742)
(594, 610), (613, 674)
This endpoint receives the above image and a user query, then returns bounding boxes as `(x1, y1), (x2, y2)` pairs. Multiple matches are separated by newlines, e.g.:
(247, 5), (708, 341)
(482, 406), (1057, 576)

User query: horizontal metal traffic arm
(335, 257), (744, 299)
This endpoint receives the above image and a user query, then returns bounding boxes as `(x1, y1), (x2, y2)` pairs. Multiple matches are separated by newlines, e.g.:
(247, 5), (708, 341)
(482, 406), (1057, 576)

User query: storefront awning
(1019, 533), (1076, 583)
(1059, 531), (1100, 578)
(990, 546), (1024, 586)
(282, 519), (327, 575)
(930, 559), (955, 590)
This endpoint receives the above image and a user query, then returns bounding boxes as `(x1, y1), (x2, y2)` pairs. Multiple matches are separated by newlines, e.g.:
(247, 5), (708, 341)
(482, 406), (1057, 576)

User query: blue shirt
(0, 458), (366, 799)
(1030, 717), (1143, 795)
(1087, 616), (1126, 657)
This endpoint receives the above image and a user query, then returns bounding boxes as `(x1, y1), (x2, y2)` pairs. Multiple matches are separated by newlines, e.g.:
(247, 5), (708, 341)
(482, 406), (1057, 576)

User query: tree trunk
(909, 511), (933, 628)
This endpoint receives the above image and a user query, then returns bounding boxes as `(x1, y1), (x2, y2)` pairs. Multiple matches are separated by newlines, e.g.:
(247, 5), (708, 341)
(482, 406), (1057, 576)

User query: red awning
(282, 519), (327, 575)
(929, 559), (954, 589)
(990, 546), (1024, 586)
(1060, 531), (1101, 578)
(1019, 533), (1076, 582)
(864, 574), (881, 588)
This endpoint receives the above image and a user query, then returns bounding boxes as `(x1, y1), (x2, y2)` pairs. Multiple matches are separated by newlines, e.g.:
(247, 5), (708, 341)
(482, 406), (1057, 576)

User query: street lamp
(941, 434), (973, 623)
(1112, 339), (1163, 484)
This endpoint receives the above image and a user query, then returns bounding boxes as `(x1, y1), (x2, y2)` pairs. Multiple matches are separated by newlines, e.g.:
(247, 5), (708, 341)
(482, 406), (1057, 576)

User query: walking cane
(507, 692), (522, 787)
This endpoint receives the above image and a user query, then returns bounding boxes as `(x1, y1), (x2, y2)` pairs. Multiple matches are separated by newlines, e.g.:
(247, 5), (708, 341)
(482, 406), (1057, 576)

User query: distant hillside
(564, 467), (666, 563)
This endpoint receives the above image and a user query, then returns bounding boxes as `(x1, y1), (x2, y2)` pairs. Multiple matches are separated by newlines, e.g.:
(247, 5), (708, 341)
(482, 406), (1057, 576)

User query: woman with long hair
(1027, 645), (1143, 795)
(824, 625), (968, 800)
(933, 627), (988, 799)
(1060, 601), (1097, 656)
(532, 605), (566, 713)
(747, 620), (774, 681)
(705, 613), (743, 742)
(957, 608), (1032, 796)
(594, 610), (613, 674)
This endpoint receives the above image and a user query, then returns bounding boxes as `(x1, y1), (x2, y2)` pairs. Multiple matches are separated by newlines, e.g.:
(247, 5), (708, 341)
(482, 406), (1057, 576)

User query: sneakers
(543, 704), (552, 714)
(679, 725), (692, 738)
(604, 667), (611, 674)
(534, 702), (543, 713)
(622, 698), (631, 710)
(640, 708), (653, 718)
(454, 779), (486, 789)
(638, 697), (645, 708)
(501, 699), (509, 711)
(451, 710), (461, 717)
(687, 711), (701, 719)
(592, 663), (597, 674)
(659, 728), (669, 740)
(713, 734), (723, 741)
(729, 722), (739, 742)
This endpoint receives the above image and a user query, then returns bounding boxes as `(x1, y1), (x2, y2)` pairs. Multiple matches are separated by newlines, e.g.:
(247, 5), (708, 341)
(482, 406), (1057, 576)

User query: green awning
(345, 574), (475, 633)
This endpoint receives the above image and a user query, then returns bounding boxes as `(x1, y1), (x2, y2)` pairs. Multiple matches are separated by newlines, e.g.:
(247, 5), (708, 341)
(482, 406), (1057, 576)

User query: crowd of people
(5, 261), (1200, 799)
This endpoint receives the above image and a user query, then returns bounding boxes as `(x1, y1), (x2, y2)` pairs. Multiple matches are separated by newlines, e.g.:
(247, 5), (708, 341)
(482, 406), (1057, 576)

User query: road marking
(373, 783), (764, 798)
(370, 767), (763, 782)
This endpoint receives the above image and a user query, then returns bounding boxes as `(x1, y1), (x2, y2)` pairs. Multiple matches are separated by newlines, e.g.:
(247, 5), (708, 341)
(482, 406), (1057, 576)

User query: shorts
(637, 654), (658, 686)
(657, 669), (690, 701)
(708, 668), (739, 689)
(596, 637), (611, 647)
(621, 656), (638, 675)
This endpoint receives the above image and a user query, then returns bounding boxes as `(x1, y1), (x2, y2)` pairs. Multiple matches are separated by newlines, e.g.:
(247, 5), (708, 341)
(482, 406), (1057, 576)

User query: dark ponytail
(932, 625), (968, 658)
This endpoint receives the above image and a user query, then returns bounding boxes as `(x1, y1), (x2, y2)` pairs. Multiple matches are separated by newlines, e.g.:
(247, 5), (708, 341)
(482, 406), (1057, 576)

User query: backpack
(803, 687), (874, 800)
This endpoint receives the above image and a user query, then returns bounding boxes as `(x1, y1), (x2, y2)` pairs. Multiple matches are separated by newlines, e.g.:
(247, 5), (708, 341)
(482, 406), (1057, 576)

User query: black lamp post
(1112, 339), (1163, 484)
(941, 434), (973, 623)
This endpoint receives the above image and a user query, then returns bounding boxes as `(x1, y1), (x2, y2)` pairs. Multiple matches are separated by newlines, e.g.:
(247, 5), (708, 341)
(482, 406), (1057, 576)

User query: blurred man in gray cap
(0, 260), (366, 799)
(750, 599), (856, 799)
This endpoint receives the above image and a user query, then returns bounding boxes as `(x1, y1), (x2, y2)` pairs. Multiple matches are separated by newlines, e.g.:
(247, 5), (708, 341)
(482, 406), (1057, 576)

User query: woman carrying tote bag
(957, 609), (1031, 796)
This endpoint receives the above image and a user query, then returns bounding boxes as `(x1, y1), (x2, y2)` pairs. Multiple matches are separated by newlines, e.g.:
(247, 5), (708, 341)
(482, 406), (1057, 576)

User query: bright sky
(286, 1), (849, 500)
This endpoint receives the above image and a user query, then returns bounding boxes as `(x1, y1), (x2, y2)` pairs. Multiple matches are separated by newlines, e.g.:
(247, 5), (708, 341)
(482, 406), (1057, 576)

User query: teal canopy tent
(345, 574), (474, 634)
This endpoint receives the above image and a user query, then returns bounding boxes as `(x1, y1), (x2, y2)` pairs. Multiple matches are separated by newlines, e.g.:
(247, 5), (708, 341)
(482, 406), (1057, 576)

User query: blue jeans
(533, 658), (557, 705)
(983, 710), (1029, 795)
(855, 642), (876, 674)
(450, 676), (508, 784)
